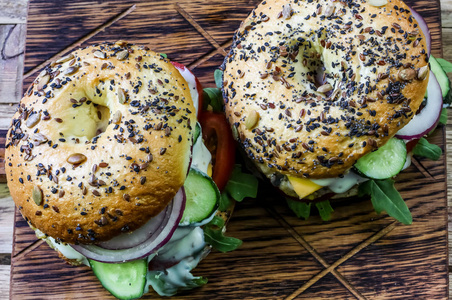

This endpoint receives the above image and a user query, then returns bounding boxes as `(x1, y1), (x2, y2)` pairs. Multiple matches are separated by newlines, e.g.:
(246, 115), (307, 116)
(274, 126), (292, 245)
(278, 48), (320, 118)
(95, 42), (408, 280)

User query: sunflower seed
(245, 110), (259, 129)
(116, 50), (129, 61)
(118, 88), (126, 104)
(398, 68), (416, 81)
(37, 75), (50, 91)
(38, 69), (48, 78)
(67, 153), (87, 165)
(282, 4), (292, 19)
(93, 50), (106, 59)
(324, 5), (335, 17)
(32, 133), (48, 144)
(368, 0), (387, 6)
(56, 54), (74, 64)
(32, 186), (43, 206)
(64, 66), (78, 75)
(26, 112), (41, 128)
(417, 65), (429, 81)
(317, 83), (333, 93)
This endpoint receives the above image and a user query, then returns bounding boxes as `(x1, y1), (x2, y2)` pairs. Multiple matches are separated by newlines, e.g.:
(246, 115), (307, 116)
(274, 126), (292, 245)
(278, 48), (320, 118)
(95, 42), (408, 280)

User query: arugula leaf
(148, 272), (207, 296)
(203, 216), (242, 252)
(359, 179), (412, 225)
(202, 88), (223, 112)
(182, 277), (208, 290)
(286, 199), (311, 220)
(208, 215), (225, 228)
(206, 165), (257, 252)
(224, 165), (258, 202)
(219, 192), (233, 212)
(444, 90), (452, 106)
(412, 137), (442, 160)
(436, 57), (452, 73)
(315, 200), (334, 221)
(439, 107), (448, 125)
(214, 69), (223, 89)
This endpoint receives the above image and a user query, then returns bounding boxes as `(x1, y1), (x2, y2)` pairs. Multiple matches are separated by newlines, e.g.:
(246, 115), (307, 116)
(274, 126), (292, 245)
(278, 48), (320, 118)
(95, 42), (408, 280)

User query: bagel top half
(6, 41), (196, 244)
(222, 0), (429, 179)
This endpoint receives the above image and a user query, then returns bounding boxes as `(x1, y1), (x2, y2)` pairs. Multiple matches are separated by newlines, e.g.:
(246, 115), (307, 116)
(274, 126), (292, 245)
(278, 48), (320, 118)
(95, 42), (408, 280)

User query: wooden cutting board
(9, 0), (448, 299)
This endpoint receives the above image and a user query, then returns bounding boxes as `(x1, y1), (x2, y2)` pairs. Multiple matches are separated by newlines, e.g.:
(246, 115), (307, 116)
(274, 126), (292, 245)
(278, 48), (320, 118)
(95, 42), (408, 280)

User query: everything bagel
(222, 0), (429, 179)
(6, 41), (196, 244)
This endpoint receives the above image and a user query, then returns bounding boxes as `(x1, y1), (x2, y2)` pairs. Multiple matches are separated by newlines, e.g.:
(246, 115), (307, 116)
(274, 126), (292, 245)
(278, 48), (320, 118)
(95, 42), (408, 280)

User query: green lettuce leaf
(203, 216), (242, 253)
(286, 199), (311, 220)
(218, 192), (233, 212)
(224, 165), (258, 202)
(202, 88), (223, 112)
(315, 200), (334, 221)
(439, 107), (448, 125)
(359, 179), (412, 225)
(214, 69), (223, 89)
(412, 137), (442, 161)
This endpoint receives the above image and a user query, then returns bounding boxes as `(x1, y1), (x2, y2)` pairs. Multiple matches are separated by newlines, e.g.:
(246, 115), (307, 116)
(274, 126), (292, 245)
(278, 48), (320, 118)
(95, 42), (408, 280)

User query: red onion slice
(171, 61), (201, 116)
(407, 5), (431, 56)
(72, 188), (186, 263)
(395, 71), (442, 140)
(97, 205), (169, 250)
(171, 61), (201, 174)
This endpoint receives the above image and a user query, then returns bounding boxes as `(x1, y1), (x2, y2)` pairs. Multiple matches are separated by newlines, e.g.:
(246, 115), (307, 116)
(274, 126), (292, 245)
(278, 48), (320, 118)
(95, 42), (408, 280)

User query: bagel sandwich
(222, 0), (444, 222)
(6, 41), (240, 299)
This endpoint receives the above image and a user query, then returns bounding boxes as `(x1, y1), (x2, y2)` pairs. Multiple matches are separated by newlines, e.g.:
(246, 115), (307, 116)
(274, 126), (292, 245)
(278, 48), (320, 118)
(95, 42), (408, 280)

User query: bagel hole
(313, 65), (326, 88)
(93, 103), (111, 137)
(58, 100), (111, 142)
(305, 55), (334, 97)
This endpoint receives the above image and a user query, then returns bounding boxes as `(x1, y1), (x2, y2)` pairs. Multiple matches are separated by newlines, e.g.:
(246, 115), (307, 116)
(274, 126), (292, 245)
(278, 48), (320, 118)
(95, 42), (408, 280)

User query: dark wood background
(8, 0), (448, 299)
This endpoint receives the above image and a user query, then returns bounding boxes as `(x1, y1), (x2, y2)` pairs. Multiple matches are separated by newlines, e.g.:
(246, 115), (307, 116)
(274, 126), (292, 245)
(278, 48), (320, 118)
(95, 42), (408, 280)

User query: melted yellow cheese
(287, 176), (322, 199)
(207, 163), (213, 177)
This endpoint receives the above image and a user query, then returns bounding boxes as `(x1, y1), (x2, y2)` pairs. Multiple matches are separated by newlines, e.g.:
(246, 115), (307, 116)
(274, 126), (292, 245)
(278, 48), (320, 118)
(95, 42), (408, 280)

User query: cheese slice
(287, 176), (322, 199)
(207, 163), (213, 177)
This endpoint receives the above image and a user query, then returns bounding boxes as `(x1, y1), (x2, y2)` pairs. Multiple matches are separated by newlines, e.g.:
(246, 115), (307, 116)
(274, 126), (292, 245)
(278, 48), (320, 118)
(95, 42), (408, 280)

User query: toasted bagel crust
(6, 42), (196, 244)
(222, 0), (429, 178)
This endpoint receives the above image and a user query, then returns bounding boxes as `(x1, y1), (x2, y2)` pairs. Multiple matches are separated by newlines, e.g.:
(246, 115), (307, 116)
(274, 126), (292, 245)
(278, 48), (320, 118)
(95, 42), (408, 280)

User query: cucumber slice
(193, 122), (201, 144)
(181, 168), (219, 225)
(90, 259), (147, 300)
(354, 138), (407, 179)
(430, 56), (450, 98)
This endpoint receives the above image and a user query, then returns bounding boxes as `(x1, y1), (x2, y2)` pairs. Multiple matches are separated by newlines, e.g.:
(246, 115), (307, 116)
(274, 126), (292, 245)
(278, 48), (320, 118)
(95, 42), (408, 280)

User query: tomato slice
(199, 111), (236, 191)
(405, 138), (420, 153)
(171, 61), (203, 119)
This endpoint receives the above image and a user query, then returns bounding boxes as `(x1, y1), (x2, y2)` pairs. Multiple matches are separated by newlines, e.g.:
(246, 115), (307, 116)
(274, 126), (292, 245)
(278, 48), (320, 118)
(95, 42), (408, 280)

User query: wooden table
(1, 0), (452, 298)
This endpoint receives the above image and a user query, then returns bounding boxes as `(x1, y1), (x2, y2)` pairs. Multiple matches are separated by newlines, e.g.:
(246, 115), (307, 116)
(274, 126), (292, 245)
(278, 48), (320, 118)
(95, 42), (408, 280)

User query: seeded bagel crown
(6, 41), (196, 244)
(222, 0), (429, 179)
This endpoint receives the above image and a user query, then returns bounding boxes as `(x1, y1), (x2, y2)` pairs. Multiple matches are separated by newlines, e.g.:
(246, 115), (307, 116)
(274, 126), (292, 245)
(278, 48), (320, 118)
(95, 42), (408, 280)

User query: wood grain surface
(3, 0), (450, 299)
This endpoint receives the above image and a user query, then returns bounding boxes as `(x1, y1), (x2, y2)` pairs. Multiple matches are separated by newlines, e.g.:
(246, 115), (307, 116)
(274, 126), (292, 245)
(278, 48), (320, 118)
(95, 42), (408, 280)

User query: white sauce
(176, 66), (199, 115)
(40, 223), (208, 297)
(190, 135), (212, 175)
(34, 229), (89, 266)
(402, 153), (412, 170)
(311, 171), (369, 194)
(144, 227), (207, 296)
